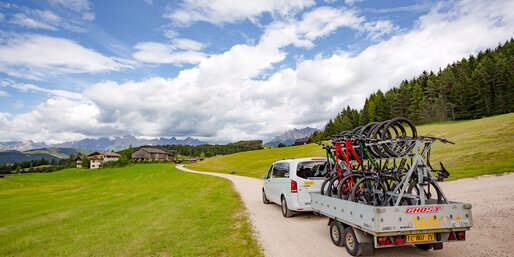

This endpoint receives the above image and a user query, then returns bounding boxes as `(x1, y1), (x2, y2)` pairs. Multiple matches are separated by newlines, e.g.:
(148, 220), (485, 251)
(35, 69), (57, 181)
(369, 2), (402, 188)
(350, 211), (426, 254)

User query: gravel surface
(177, 165), (514, 257)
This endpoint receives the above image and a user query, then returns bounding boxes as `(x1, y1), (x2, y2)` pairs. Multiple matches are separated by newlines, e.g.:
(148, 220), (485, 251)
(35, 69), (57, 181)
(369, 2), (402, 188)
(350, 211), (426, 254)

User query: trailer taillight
(456, 231), (465, 240)
(377, 236), (393, 246)
(394, 238), (405, 245)
(448, 232), (456, 241)
(291, 180), (298, 193)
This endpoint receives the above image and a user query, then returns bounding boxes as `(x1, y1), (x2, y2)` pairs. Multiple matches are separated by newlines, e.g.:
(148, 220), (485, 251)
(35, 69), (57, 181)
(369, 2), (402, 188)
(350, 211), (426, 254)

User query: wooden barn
(131, 148), (174, 161)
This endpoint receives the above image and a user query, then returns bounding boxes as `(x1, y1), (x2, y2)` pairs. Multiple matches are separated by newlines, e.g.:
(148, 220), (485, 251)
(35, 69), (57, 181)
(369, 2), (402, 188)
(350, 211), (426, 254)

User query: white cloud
(361, 20), (399, 40)
(49, 0), (95, 21)
(166, 0), (315, 25)
(0, 90), (8, 97)
(0, 34), (131, 79)
(173, 38), (206, 51)
(133, 41), (207, 65)
(5, 81), (82, 100)
(344, 0), (363, 6)
(0, 4), (86, 32)
(1, 0), (513, 143)
(10, 9), (60, 30)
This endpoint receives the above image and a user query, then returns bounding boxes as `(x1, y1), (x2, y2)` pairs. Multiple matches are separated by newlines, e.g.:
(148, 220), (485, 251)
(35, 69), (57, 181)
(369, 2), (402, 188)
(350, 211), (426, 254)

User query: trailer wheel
(415, 244), (433, 251)
(262, 189), (270, 204)
(343, 227), (360, 256)
(281, 196), (294, 218)
(329, 220), (345, 247)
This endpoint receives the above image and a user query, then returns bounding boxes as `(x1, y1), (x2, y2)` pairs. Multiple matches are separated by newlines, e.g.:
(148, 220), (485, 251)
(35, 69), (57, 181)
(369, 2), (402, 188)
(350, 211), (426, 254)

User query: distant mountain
(0, 136), (208, 152)
(24, 148), (89, 159)
(0, 148), (87, 164)
(0, 150), (60, 164)
(265, 127), (319, 147)
(0, 140), (46, 151)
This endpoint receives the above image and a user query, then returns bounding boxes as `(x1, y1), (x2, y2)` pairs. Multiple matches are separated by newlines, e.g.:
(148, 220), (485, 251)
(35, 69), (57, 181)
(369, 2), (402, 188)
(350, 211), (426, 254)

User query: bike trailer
(310, 192), (473, 256)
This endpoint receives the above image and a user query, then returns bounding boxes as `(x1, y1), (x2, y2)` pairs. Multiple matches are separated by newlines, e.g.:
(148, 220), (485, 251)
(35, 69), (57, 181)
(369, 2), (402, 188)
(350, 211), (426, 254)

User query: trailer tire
(329, 220), (345, 247)
(415, 244), (433, 251)
(262, 189), (270, 204)
(360, 242), (374, 256)
(281, 196), (294, 218)
(343, 227), (360, 256)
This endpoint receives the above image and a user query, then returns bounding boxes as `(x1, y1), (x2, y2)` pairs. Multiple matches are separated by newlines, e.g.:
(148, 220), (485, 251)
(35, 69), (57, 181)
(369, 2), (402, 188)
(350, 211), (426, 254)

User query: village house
(87, 152), (121, 169)
(75, 156), (84, 168)
(294, 138), (309, 146)
(131, 148), (175, 161)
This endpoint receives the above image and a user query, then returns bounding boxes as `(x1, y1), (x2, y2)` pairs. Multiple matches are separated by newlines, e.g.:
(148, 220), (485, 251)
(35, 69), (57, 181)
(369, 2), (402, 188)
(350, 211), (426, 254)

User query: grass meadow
(0, 164), (262, 257)
(190, 113), (514, 180)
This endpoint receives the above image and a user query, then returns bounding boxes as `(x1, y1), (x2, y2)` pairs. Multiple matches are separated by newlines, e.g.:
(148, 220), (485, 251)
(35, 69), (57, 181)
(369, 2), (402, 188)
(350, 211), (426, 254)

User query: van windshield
(296, 161), (326, 179)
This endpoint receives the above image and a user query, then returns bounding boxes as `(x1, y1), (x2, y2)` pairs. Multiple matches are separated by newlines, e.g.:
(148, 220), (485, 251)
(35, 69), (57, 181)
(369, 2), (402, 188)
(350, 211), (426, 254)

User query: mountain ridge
(0, 136), (208, 152)
(265, 127), (319, 147)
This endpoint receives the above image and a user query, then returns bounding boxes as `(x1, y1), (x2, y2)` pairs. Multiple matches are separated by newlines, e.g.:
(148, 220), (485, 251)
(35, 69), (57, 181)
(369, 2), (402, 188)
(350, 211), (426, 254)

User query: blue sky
(0, 0), (513, 143)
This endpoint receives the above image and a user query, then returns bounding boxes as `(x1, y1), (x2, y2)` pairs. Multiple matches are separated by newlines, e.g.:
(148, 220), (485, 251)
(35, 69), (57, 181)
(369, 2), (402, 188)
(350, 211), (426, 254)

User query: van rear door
(296, 160), (327, 206)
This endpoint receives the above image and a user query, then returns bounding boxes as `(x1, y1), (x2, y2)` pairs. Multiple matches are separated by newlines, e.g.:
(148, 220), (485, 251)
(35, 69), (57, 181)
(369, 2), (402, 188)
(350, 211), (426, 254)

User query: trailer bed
(310, 192), (473, 236)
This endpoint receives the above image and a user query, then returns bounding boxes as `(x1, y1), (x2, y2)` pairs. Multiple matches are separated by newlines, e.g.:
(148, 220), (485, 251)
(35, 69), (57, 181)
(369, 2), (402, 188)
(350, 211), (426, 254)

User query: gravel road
(176, 165), (514, 257)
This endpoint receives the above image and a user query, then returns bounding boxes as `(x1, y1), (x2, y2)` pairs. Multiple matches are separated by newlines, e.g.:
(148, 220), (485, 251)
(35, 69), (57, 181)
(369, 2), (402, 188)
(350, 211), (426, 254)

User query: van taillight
(291, 180), (298, 193)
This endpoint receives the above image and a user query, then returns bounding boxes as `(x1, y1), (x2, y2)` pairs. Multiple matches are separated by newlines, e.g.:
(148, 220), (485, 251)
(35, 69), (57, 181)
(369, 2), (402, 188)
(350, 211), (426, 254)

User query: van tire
(281, 196), (294, 218)
(329, 220), (345, 246)
(262, 189), (270, 204)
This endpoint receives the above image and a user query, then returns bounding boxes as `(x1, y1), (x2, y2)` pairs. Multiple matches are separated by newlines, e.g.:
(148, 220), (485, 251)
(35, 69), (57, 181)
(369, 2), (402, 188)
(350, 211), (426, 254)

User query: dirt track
(177, 165), (514, 257)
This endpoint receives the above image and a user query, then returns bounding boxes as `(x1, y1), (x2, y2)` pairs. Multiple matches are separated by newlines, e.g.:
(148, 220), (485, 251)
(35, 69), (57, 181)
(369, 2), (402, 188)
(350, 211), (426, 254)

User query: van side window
(272, 162), (290, 178)
(266, 165), (273, 179)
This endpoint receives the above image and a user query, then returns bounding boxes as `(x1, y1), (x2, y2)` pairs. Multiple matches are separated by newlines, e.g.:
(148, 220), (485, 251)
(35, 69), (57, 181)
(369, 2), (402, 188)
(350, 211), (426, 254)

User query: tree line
(310, 39), (514, 142)
(162, 140), (264, 157)
(0, 157), (75, 174)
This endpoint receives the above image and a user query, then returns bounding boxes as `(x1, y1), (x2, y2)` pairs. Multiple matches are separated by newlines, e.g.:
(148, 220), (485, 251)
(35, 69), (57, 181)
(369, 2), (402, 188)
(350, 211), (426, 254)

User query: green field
(0, 164), (262, 257)
(189, 113), (514, 180)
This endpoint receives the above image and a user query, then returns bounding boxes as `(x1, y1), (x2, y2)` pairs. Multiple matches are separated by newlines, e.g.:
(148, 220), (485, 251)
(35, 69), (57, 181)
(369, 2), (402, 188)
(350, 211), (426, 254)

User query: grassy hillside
(0, 151), (60, 165)
(24, 148), (89, 159)
(189, 143), (325, 178)
(416, 113), (514, 180)
(0, 164), (262, 257)
(189, 113), (514, 180)
(0, 148), (88, 164)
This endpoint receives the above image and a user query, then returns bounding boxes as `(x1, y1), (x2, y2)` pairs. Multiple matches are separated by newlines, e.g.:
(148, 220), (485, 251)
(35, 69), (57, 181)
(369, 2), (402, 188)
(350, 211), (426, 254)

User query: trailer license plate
(406, 233), (434, 243)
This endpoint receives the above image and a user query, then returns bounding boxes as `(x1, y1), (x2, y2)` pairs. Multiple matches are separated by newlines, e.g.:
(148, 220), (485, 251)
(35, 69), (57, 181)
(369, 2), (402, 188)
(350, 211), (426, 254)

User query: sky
(0, 0), (513, 144)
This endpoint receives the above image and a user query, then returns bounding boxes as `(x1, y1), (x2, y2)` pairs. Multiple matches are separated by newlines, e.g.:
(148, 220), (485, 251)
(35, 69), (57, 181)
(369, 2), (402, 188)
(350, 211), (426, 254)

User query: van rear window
(296, 161), (326, 179)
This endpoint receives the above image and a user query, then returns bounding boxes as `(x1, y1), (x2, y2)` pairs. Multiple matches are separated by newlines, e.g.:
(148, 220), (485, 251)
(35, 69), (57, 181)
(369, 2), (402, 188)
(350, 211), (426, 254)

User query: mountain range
(0, 136), (208, 152)
(265, 127), (319, 147)
(0, 148), (86, 165)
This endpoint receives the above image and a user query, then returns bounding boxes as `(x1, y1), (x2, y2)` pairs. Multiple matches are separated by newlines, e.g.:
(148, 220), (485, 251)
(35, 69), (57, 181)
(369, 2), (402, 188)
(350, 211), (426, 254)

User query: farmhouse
(75, 156), (84, 168)
(294, 138), (309, 146)
(131, 148), (174, 161)
(87, 152), (121, 169)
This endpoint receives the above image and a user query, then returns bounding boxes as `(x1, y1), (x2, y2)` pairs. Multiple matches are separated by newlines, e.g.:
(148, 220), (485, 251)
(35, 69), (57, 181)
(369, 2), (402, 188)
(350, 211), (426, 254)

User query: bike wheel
(350, 176), (387, 206)
(407, 181), (443, 205)
(327, 175), (341, 197)
(337, 174), (363, 200)
(320, 174), (335, 195)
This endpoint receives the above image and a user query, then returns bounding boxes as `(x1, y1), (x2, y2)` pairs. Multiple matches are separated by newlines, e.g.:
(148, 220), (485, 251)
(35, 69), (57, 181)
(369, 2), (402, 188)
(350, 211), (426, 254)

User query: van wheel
(262, 189), (270, 204)
(281, 196), (294, 218)
(329, 220), (345, 246)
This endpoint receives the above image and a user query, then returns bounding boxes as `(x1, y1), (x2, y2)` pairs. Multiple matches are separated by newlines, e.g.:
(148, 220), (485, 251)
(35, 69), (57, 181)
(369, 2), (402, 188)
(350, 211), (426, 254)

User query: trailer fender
(352, 228), (373, 243)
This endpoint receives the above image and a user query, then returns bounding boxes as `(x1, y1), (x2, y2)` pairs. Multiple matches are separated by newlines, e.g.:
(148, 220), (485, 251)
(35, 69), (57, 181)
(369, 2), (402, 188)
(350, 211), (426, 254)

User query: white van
(262, 158), (327, 217)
